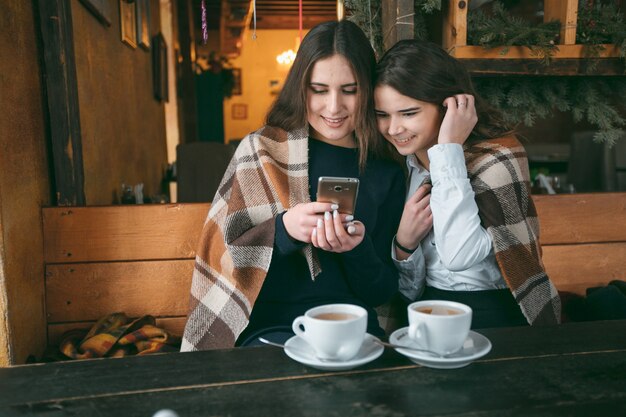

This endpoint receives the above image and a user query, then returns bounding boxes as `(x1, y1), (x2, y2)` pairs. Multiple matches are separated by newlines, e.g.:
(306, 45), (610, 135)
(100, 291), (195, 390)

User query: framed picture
(136, 0), (151, 50)
(79, 0), (112, 26)
(232, 68), (242, 95)
(120, 0), (137, 49)
(232, 103), (248, 120)
(152, 33), (169, 102)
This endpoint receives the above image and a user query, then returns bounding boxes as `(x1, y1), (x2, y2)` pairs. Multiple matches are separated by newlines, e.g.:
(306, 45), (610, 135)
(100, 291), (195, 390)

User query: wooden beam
(442, 0), (468, 51)
(544, 0), (578, 45)
(37, 0), (86, 206)
(176, 0), (199, 144)
(450, 44), (621, 59)
(382, 0), (414, 52)
(463, 58), (626, 77)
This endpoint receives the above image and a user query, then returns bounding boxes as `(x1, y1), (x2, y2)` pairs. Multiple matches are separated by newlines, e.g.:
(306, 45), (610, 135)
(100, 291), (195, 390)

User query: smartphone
(316, 176), (360, 215)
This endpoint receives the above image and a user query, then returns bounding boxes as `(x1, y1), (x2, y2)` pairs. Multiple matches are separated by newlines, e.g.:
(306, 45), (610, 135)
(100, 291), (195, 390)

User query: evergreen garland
(346, 0), (626, 145)
(474, 77), (626, 145)
(577, 0), (626, 60)
(345, 0), (384, 57)
(467, 2), (561, 64)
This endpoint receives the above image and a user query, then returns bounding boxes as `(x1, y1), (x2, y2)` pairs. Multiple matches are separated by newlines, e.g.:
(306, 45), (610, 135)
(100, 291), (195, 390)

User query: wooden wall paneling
(45, 260), (194, 323)
(533, 193), (626, 245)
(37, 0), (86, 206)
(381, 0), (414, 52)
(43, 204), (209, 263)
(542, 243), (626, 295)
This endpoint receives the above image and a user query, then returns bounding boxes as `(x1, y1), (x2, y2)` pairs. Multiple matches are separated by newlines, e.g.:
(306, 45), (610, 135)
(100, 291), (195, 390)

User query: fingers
(314, 216), (329, 249)
(407, 183), (432, 204)
(443, 94), (474, 111)
(324, 211), (339, 250)
(454, 94), (473, 110)
(307, 202), (338, 214)
(466, 94), (475, 110)
(442, 96), (457, 109)
(312, 210), (364, 252)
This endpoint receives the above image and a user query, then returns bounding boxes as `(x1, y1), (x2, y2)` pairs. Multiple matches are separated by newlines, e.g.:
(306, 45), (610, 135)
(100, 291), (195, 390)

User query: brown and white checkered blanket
(465, 136), (561, 325)
(181, 126), (320, 351)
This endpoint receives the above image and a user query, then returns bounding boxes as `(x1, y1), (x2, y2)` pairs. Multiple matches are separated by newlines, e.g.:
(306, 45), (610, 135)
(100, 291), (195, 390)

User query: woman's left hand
(311, 209), (365, 253)
(438, 94), (477, 145)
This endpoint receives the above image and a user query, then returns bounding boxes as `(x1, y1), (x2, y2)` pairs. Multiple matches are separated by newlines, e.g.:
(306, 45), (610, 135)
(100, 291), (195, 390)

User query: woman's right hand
(282, 202), (352, 243)
(438, 94), (477, 145)
(395, 184), (433, 256)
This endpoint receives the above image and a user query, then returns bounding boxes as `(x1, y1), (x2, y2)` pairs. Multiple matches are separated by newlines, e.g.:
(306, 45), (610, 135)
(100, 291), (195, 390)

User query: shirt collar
(406, 154), (426, 173)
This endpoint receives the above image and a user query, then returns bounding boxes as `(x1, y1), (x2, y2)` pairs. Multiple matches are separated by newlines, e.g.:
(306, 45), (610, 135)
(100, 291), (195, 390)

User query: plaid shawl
(60, 313), (181, 359)
(465, 137), (561, 325)
(181, 126), (318, 351)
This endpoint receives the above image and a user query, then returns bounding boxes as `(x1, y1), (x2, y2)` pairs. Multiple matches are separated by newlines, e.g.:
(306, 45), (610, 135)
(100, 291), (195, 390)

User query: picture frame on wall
(136, 0), (151, 50)
(232, 103), (248, 120)
(152, 33), (169, 102)
(79, 0), (112, 26)
(120, 0), (137, 49)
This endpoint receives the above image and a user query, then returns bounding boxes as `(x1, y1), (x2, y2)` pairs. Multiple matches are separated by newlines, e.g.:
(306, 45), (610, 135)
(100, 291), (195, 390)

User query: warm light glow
(276, 36), (301, 67)
(276, 49), (297, 65)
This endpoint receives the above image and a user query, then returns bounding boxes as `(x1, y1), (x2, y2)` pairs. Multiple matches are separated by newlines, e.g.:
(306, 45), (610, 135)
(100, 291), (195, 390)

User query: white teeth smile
(322, 116), (346, 123)
(394, 135), (414, 144)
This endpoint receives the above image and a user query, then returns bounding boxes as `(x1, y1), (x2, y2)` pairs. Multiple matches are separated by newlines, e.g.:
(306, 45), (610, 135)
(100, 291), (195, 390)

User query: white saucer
(389, 328), (492, 369)
(283, 333), (384, 371)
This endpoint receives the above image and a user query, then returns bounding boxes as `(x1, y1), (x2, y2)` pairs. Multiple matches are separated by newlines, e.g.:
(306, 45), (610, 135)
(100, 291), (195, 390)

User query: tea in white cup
(407, 300), (472, 356)
(292, 304), (367, 361)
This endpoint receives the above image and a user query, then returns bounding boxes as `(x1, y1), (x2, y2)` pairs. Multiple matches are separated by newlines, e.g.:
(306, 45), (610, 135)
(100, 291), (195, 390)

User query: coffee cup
(407, 300), (472, 356)
(292, 304), (367, 361)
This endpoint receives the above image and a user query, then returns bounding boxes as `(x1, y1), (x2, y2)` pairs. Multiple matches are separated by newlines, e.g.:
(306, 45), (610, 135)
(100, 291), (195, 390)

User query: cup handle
(292, 316), (306, 338)
(408, 321), (427, 346)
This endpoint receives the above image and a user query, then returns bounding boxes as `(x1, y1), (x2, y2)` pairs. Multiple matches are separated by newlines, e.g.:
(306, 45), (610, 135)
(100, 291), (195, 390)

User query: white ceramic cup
(292, 304), (367, 361)
(407, 300), (472, 356)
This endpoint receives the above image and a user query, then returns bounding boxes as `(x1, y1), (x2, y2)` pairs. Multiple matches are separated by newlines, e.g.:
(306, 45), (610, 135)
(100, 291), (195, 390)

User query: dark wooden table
(1, 320), (625, 416)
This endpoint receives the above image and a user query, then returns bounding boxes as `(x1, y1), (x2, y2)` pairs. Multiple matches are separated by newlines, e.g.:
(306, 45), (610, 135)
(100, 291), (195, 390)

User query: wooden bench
(42, 193), (626, 346)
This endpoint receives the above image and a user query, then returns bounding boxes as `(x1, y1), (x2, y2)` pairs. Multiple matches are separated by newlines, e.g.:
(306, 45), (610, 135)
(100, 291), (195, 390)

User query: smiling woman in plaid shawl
(181, 21), (405, 351)
(374, 40), (561, 328)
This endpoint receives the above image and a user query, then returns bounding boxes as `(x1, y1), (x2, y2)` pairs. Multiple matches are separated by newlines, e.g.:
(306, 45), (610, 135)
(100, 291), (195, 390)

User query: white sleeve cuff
(428, 143), (467, 181)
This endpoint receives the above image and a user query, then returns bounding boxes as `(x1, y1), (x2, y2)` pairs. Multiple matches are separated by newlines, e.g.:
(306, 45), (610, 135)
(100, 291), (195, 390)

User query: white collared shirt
(392, 143), (506, 300)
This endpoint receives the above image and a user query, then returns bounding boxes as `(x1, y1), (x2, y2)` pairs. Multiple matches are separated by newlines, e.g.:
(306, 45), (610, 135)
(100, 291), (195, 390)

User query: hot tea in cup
(407, 300), (472, 356)
(292, 304), (367, 361)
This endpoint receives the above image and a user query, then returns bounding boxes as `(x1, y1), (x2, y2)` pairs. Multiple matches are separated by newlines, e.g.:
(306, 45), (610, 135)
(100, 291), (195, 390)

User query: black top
(237, 138), (405, 343)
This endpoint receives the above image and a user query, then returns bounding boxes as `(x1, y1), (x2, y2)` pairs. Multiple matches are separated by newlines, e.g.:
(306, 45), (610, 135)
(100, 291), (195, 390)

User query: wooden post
(443, 0), (468, 53)
(175, 0), (199, 144)
(544, 0), (578, 45)
(381, 0), (414, 52)
(37, 0), (86, 206)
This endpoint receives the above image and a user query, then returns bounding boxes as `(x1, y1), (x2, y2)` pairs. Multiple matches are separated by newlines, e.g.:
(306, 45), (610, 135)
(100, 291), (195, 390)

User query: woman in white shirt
(373, 40), (561, 328)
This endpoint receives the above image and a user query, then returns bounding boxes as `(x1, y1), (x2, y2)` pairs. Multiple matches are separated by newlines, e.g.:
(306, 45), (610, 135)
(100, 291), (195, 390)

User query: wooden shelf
(443, 0), (622, 70)
(452, 44), (620, 60)
(462, 57), (625, 77)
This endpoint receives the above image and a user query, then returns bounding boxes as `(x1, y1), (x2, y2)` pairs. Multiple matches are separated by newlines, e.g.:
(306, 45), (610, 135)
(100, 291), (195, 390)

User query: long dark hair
(375, 40), (512, 142)
(266, 20), (382, 169)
